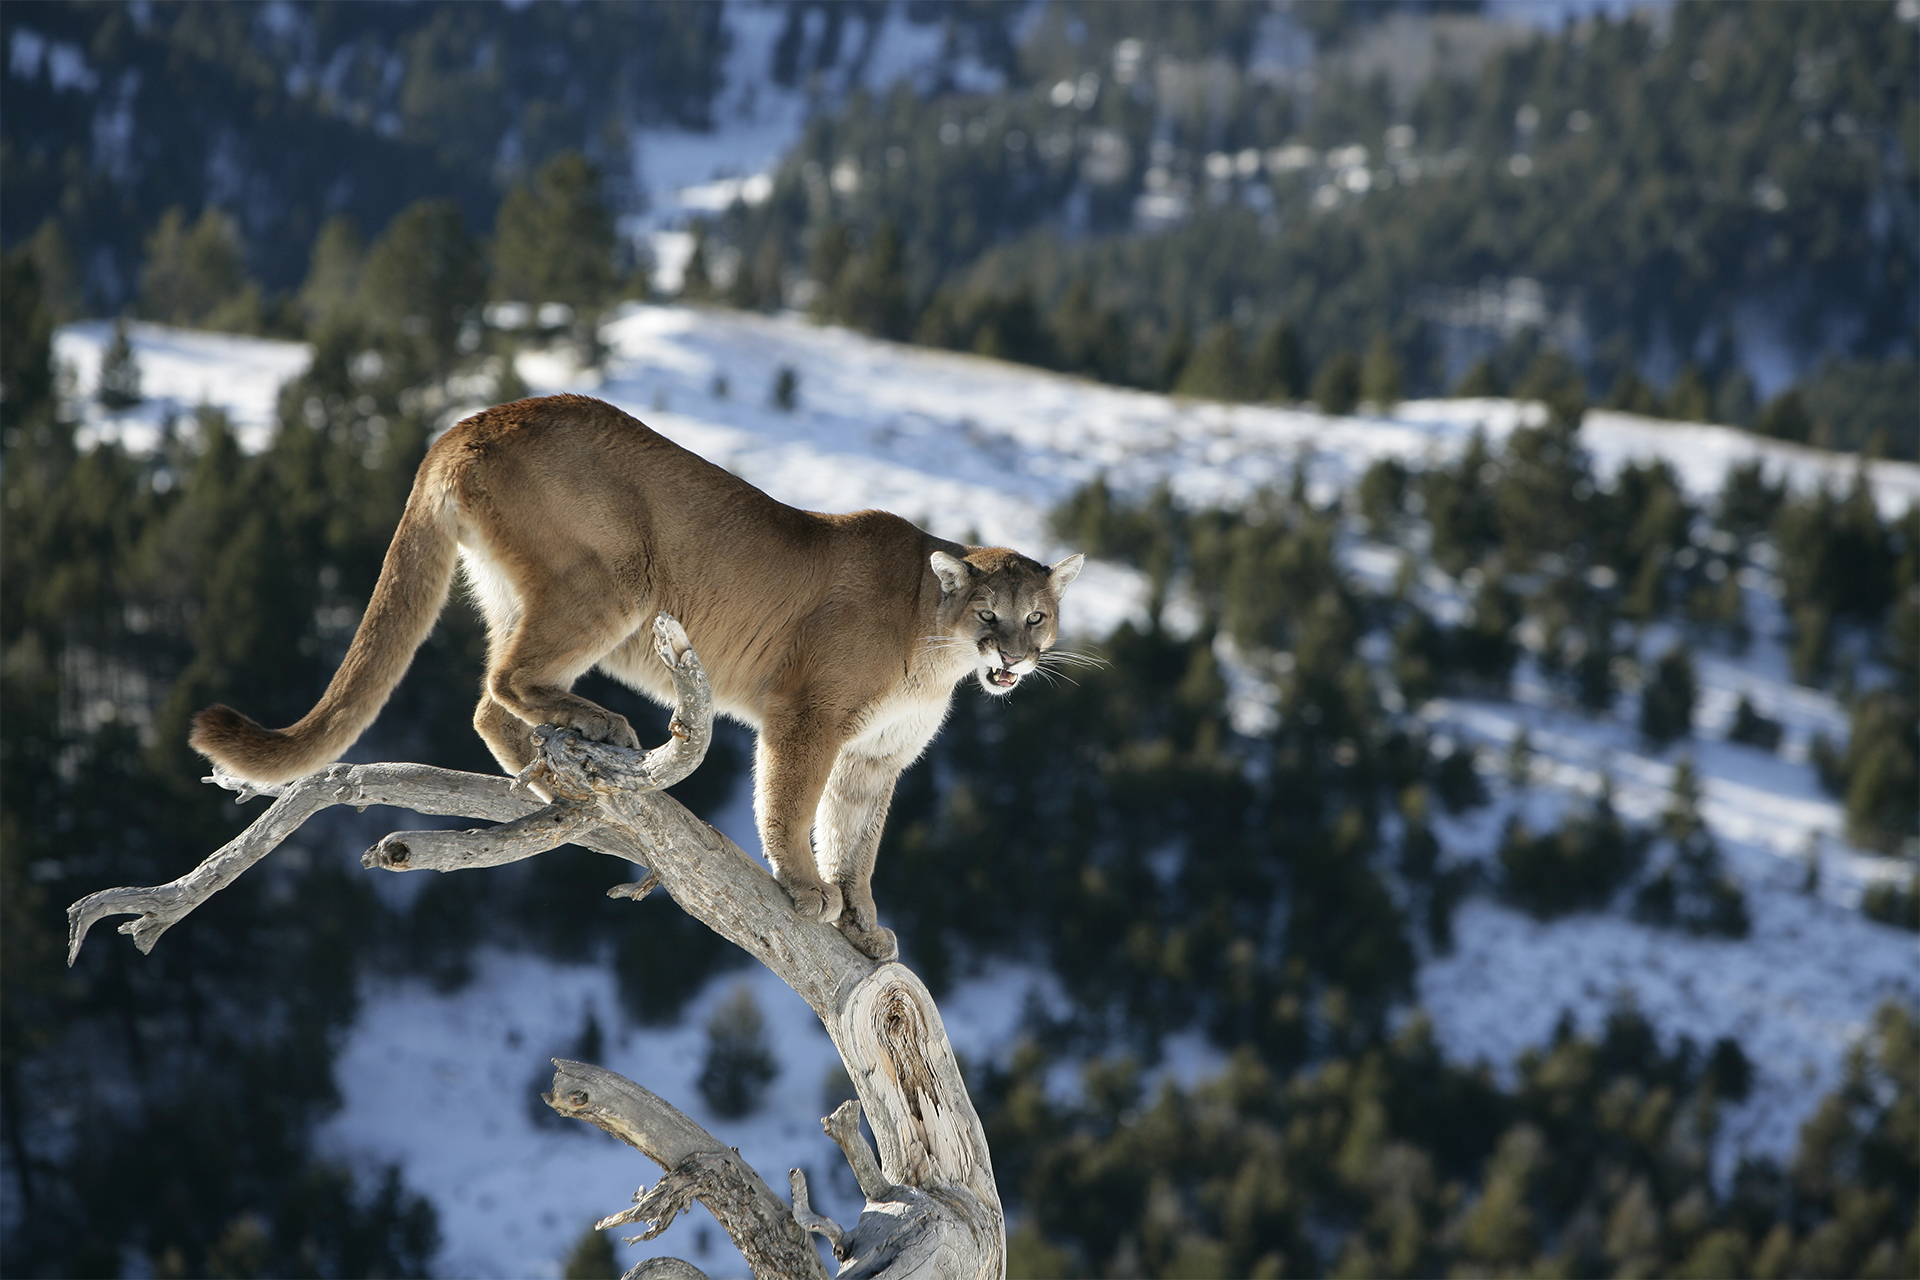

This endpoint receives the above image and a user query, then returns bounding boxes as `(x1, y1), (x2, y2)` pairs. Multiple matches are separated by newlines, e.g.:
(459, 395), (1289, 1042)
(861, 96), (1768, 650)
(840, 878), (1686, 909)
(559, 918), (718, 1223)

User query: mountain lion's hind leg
(473, 693), (539, 775)
(484, 582), (640, 751)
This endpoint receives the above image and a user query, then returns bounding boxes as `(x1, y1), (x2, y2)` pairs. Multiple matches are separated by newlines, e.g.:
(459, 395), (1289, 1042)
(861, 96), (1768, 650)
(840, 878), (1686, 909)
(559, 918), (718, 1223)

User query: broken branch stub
(63, 612), (1004, 1277)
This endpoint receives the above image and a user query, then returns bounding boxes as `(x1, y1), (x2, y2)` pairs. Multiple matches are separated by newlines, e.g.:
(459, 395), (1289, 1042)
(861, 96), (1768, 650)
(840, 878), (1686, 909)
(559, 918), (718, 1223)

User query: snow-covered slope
(55, 307), (1919, 1278)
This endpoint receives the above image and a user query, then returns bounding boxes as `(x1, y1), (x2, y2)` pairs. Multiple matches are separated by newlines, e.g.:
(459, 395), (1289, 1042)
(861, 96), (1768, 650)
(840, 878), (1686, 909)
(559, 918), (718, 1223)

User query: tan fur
(190, 393), (1083, 959)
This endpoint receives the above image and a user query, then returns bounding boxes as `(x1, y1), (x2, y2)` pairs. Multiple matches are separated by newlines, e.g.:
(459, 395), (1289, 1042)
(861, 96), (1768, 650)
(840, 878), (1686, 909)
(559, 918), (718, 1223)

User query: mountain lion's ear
(931, 551), (973, 596)
(1048, 553), (1085, 594)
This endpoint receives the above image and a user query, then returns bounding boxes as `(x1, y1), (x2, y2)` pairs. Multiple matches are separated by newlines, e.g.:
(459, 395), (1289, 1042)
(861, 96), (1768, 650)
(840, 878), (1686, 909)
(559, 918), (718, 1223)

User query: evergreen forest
(2, 1), (1917, 1276)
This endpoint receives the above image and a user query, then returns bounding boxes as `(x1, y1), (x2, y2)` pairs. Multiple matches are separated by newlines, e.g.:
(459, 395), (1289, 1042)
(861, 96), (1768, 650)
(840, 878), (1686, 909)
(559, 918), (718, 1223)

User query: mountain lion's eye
(978, 610), (997, 625)
(1026, 611), (1044, 625)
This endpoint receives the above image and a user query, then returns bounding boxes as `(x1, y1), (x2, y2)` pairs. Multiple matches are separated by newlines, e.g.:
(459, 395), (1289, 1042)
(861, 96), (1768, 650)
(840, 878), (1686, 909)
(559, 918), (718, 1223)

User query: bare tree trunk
(67, 616), (1005, 1279)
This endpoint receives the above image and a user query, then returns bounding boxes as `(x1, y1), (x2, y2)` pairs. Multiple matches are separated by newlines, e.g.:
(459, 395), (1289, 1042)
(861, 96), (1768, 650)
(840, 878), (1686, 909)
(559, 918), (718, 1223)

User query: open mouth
(985, 668), (1020, 689)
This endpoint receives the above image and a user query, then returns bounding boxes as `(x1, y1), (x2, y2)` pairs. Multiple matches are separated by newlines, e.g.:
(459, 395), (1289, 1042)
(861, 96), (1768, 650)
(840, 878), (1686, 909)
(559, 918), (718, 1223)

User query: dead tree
(67, 616), (1004, 1279)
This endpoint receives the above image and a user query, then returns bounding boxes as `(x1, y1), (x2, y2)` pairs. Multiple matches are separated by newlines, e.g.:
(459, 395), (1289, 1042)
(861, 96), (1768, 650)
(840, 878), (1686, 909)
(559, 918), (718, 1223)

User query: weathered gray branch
(64, 612), (1004, 1278)
(545, 1060), (826, 1279)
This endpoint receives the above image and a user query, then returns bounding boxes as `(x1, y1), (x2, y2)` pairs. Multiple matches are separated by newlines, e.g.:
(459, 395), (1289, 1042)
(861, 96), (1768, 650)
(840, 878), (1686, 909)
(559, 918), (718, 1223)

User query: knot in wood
(384, 841), (410, 865)
(567, 1089), (590, 1107)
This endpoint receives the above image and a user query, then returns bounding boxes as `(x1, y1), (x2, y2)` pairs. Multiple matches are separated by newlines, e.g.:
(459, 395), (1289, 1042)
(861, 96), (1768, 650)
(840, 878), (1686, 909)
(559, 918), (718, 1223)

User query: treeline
(22, 146), (637, 425)
(710, 0), (1915, 456)
(1, 0), (722, 307)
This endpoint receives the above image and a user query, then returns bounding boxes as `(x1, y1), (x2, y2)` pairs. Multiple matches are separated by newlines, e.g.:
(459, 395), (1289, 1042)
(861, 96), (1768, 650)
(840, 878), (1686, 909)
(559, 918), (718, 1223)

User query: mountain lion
(190, 393), (1084, 960)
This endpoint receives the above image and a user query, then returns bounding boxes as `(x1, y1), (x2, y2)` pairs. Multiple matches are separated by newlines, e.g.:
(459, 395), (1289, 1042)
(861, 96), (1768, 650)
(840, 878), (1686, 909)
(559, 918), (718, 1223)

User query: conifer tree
(696, 986), (779, 1118)
(138, 207), (262, 333)
(1640, 645), (1696, 746)
(296, 216), (366, 335)
(1312, 350), (1362, 416)
(358, 199), (485, 381)
(491, 151), (619, 314)
(1360, 332), (1403, 408)
(1251, 317), (1306, 401)
(96, 317), (143, 410)
(1632, 757), (1749, 936)
(1174, 321), (1247, 400)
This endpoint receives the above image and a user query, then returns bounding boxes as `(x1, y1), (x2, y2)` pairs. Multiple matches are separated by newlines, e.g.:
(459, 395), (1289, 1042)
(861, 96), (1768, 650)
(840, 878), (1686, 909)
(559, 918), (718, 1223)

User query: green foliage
(1499, 783), (1648, 918)
(1828, 687), (1920, 854)
(771, 364), (799, 411)
(1799, 358), (1920, 460)
(138, 206), (263, 334)
(1755, 359), (1920, 459)
(1451, 358), (1504, 398)
(97, 316), (144, 409)
(1250, 317), (1307, 401)
(296, 216), (366, 334)
(4, 2), (720, 313)
(1640, 645), (1698, 747)
(562, 1227), (620, 1279)
(0, 248), (57, 433)
(1173, 321), (1249, 401)
(357, 198), (487, 381)
(705, 1), (1915, 427)
(696, 985), (779, 1119)
(1631, 759), (1750, 938)
(0, 373), (450, 1272)
(491, 151), (621, 315)
(1728, 695), (1783, 752)
(1311, 350), (1362, 416)
(1862, 874), (1920, 932)
(984, 997), (1877, 1280)
(1356, 458), (1408, 538)
(1773, 475), (1899, 683)
(1359, 333), (1403, 408)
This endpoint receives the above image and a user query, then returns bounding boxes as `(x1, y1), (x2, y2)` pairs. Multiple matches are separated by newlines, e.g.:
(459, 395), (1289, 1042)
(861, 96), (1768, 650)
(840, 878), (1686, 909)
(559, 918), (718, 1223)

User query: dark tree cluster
(1, 1), (721, 314)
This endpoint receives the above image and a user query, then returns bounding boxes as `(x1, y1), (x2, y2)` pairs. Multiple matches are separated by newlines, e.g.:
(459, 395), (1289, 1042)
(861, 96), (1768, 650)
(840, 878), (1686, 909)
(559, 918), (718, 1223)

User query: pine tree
(1640, 645), (1697, 747)
(696, 986), (778, 1118)
(491, 151), (619, 314)
(296, 216), (366, 334)
(1174, 321), (1247, 400)
(1312, 350), (1361, 416)
(358, 199), (485, 381)
(1251, 318), (1306, 400)
(1632, 758), (1749, 936)
(97, 317), (143, 409)
(1360, 332), (1403, 408)
(138, 206), (262, 333)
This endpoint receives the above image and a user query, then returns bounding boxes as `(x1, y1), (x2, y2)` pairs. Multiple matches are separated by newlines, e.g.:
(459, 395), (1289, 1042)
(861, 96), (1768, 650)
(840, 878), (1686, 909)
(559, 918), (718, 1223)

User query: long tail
(189, 479), (460, 784)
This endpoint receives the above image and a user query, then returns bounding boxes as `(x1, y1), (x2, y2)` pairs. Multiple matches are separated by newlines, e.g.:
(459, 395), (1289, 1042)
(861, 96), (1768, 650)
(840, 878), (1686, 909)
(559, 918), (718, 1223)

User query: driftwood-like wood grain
(65, 613), (1005, 1279)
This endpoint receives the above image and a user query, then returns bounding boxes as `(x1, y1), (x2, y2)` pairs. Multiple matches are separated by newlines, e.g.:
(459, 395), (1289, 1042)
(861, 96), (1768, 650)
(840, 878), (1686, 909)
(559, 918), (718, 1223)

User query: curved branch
(545, 1060), (826, 1280)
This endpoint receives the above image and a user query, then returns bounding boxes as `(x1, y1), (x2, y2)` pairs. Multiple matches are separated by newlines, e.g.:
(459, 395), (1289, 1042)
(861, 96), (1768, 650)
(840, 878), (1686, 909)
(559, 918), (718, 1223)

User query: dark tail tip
(188, 703), (284, 774)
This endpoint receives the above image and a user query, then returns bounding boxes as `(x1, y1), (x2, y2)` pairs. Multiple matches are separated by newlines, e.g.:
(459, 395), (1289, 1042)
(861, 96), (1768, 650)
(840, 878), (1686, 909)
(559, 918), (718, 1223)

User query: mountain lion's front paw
(782, 878), (844, 924)
(838, 919), (899, 962)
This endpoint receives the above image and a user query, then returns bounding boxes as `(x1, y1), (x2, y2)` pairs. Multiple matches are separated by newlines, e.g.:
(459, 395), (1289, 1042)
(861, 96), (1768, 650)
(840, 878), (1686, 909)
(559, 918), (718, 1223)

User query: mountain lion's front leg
(817, 750), (901, 961)
(754, 712), (845, 925)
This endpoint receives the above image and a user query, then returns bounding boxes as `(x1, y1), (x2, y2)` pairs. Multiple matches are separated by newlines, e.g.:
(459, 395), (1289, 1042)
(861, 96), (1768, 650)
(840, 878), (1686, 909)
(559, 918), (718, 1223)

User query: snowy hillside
(52, 307), (1919, 1278)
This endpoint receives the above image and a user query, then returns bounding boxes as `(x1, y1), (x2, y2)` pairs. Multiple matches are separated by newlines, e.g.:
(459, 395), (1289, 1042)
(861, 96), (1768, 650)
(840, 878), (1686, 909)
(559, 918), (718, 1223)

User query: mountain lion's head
(931, 548), (1085, 696)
